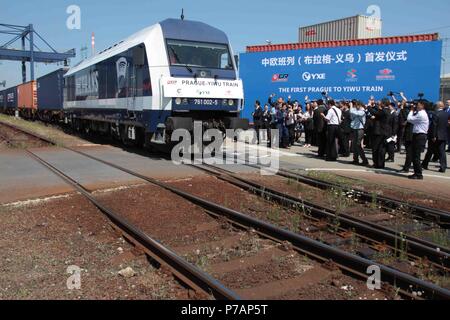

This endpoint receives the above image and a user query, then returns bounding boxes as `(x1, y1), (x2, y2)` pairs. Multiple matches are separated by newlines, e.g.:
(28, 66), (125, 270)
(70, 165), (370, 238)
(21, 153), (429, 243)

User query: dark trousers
(253, 123), (261, 144)
(423, 139), (447, 171)
(311, 130), (317, 146)
(287, 124), (295, 146)
(412, 133), (427, 177)
(448, 126), (450, 151)
(397, 126), (405, 152)
(386, 142), (396, 161)
(317, 130), (327, 157)
(403, 141), (413, 170)
(372, 135), (386, 168)
(338, 131), (351, 156)
(326, 125), (339, 161)
(438, 140), (448, 171)
(266, 123), (273, 148)
(352, 129), (368, 163)
(305, 129), (314, 145)
(278, 125), (289, 148)
(422, 139), (437, 168)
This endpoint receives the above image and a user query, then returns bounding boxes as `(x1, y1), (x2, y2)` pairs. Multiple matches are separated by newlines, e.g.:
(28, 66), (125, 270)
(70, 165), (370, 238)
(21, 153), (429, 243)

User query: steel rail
(238, 160), (450, 226)
(279, 168), (450, 226)
(191, 163), (450, 267)
(2, 121), (450, 299)
(64, 147), (450, 300)
(23, 148), (240, 301)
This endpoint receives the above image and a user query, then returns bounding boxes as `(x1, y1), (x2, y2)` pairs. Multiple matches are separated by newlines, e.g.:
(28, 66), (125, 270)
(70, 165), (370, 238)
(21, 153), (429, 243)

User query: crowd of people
(252, 92), (450, 180)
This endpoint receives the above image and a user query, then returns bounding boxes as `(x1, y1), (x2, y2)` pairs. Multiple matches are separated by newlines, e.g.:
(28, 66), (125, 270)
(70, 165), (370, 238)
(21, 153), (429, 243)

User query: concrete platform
(227, 138), (450, 199)
(0, 145), (202, 205)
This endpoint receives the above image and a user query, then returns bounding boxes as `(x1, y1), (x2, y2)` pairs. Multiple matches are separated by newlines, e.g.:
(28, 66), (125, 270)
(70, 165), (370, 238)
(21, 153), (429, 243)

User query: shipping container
(4, 86), (17, 110)
(299, 15), (382, 43)
(37, 68), (68, 110)
(17, 80), (37, 110)
(247, 33), (439, 53)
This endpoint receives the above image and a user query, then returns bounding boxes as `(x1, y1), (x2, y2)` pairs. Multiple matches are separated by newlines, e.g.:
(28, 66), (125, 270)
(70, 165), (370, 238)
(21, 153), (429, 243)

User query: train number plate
(193, 99), (219, 106)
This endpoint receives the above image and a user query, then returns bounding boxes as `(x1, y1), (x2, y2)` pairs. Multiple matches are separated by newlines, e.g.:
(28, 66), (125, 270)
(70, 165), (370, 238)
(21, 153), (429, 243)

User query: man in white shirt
(407, 101), (430, 180)
(322, 100), (342, 161)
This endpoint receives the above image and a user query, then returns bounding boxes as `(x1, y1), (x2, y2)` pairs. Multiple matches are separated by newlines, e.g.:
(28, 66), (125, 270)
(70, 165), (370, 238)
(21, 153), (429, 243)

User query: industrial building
(441, 73), (450, 101)
(299, 15), (382, 43)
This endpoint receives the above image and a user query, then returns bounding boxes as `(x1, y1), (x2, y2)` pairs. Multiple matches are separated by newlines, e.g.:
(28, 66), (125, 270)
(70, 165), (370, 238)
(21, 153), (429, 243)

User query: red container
(17, 80), (37, 110)
(246, 33), (439, 53)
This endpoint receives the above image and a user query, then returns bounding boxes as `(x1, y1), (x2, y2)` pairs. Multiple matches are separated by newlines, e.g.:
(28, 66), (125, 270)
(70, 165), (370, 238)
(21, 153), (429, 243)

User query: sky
(1, 0), (450, 87)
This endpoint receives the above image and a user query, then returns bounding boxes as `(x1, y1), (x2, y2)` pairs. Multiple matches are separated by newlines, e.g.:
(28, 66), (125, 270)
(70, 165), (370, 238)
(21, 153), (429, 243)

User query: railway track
(191, 163), (450, 266)
(1, 120), (450, 299)
(249, 163), (450, 227)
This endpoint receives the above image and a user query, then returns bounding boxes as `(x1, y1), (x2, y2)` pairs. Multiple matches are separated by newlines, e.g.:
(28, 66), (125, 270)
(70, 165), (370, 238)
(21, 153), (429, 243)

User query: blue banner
(239, 41), (442, 120)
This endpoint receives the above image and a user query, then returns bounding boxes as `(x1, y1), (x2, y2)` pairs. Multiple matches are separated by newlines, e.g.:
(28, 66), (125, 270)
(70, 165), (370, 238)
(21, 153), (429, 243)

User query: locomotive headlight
(228, 99), (235, 106)
(175, 98), (182, 105)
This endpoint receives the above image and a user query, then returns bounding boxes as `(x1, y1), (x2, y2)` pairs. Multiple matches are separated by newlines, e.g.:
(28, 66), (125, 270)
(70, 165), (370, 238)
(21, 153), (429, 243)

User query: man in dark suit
(371, 99), (390, 169)
(252, 100), (263, 145)
(314, 99), (327, 158)
(423, 101), (449, 173)
(386, 103), (398, 162)
(338, 102), (352, 157)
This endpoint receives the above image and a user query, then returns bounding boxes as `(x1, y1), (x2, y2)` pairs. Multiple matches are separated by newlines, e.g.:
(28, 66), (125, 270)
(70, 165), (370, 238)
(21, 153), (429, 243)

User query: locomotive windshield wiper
(184, 64), (193, 74)
(170, 47), (193, 74)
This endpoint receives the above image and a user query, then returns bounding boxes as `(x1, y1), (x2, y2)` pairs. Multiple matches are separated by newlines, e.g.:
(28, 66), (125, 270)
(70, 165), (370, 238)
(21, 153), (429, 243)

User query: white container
(299, 15), (382, 43)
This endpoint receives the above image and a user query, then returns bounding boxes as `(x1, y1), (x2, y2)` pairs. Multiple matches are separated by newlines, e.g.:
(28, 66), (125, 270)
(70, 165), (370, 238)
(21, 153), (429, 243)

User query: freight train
(0, 18), (249, 148)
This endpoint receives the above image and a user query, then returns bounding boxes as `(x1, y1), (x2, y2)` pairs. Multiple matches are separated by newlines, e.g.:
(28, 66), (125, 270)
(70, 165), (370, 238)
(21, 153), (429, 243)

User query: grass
(267, 207), (281, 223)
(290, 214), (301, 233)
(0, 114), (66, 147)
(429, 230), (450, 248)
(395, 232), (408, 262)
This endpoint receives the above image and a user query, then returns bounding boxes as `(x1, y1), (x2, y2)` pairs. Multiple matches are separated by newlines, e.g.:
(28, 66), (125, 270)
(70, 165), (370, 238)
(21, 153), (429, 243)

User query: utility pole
(80, 45), (88, 61)
(91, 32), (95, 56)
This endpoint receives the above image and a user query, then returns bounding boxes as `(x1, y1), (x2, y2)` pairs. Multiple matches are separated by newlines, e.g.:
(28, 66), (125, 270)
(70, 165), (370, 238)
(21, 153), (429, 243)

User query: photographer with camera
(391, 92), (408, 153)
(386, 102), (399, 162)
(407, 100), (430, 180)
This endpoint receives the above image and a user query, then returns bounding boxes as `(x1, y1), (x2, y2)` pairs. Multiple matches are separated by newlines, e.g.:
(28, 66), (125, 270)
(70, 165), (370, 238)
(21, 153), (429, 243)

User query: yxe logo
(272, 74), (289, 82)
(376, 68), (395, 81)
(346, 69), (358, 82)
(302, 72), (326, 82)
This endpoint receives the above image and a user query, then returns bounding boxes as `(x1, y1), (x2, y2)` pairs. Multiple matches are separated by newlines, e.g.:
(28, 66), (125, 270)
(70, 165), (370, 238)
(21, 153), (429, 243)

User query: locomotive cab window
(167, 39), (234, 70)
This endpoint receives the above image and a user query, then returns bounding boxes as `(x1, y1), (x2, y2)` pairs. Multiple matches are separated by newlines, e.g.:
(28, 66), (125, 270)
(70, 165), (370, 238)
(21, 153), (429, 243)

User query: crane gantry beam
(0, 23), (76, 83)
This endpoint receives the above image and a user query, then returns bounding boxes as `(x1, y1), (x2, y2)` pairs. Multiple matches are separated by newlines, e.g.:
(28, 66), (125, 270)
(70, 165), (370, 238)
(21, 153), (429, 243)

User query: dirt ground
(93, 183), (390, 300)
(0, 193), (185, 300)
(0, 123), (51, 149)
(0, 115), (89, 147)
